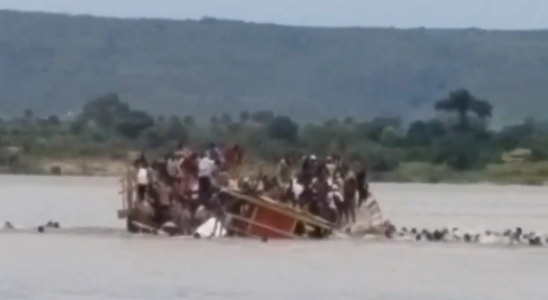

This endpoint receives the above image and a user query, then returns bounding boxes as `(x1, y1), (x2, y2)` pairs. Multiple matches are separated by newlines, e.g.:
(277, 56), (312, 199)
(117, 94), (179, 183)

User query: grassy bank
(0, 156), (126, 177)
(2, 155), (547, 186)
(2, 88), (548, 187)
(377, 162), (548, 185)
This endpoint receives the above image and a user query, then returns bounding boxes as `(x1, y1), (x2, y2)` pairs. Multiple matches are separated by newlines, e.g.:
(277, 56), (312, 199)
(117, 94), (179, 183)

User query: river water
(1, 175), (547, 300)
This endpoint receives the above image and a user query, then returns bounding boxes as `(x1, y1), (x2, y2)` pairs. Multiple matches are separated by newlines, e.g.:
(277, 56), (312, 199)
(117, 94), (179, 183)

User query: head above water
(4, 221), (13, 229)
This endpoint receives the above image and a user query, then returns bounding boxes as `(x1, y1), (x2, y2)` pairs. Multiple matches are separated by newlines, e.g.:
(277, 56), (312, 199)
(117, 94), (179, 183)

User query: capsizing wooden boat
(117, 166), (342, 239)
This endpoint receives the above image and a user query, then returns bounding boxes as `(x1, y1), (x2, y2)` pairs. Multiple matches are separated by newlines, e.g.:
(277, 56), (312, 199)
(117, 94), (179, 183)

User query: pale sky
(0, 0), (547, 29)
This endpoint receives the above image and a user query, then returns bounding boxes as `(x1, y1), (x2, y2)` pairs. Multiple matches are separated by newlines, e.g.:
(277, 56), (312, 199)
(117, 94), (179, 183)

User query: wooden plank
(247, 203), (258, 233)
(221, 188), (333, 230)
(249, 205), (297, 239)
(222, 189), (324, 224)
(258, 194), (332, 225)
(225, 213), (303, 239)
(130, 220), (169, 236)
(249, 192), (328, 225)
(290, 218), (298, 234)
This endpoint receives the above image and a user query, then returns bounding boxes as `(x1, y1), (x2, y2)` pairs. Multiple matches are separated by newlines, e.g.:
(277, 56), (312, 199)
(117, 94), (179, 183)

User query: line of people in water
(3, 218), (547, 247)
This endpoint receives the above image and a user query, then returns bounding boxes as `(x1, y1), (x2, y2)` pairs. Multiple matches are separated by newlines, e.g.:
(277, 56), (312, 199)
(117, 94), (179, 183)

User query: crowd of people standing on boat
(266, 153), (374, 226)
(130, 142), (243, 223)
(130, 141), (376, 230)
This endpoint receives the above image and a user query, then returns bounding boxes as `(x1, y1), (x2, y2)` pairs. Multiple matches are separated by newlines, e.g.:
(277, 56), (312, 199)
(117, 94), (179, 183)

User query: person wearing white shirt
(136, 164), (149, 201)
(198, 154), (217, 201)
(166, 156), (179, 178)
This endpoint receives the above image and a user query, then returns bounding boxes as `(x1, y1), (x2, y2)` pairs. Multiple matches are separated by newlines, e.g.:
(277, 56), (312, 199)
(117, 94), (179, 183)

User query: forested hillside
(1, 10), (548, 123)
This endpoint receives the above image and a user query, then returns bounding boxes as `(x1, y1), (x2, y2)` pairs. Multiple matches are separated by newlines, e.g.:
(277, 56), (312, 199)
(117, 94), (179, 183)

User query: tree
(343, 117), (355, 126)
(81, 93), (130, 130)
(46, 115), (61, 127)
(406, 119), (446, 146)
(431, 133), (484, 170)
(116, 110), (155, 140)
(355, 118), (398, 143)
(406, 121), (429, 146)
(23, 109), (34, 121)
(221, 113), (233, 125)
(227, 122), (243, 135)
(139, 127), (164, 149)
(495, 121), (534, 150)
(239, 111), (250, 124)
(164, 116), (188, 143)
(346, 143), (401, 172)
(251, 110), (274, 124)
(434, 89), (493, 130)
(379, 126), (403, 147)
(323, 118), (340, 129)
(183, 115), (195, 126)
(266, 115), (299, 142)
(156, 115), (166, 124)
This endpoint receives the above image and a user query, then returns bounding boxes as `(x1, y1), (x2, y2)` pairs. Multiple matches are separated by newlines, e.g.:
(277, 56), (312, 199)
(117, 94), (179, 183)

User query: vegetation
(3, 10), (548, 124)
(1, 89), (548, 185)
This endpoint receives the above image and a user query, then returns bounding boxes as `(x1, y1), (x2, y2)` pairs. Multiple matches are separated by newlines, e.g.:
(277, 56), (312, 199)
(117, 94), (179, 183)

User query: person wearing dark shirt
(206, 143), (222, 165)
(355, 164), (368, 207)
(299, 155), (316, 186)
(133, 152), (148, 168)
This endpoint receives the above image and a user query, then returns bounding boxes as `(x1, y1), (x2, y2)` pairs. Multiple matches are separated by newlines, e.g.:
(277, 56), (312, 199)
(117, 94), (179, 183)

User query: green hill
(1, 10), (548, 124)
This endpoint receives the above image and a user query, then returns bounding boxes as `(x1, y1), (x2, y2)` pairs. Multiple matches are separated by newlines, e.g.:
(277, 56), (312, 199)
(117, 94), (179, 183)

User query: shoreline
(1, 158), (546, 186)
(0, 157), (127, 177)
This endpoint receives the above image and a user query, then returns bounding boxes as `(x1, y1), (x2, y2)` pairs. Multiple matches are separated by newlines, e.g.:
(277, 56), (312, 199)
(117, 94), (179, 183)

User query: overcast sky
(0, 0), (546, 29)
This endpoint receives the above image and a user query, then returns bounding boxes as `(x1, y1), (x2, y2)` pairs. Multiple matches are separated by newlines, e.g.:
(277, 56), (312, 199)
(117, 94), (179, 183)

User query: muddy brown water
(1, 175), (547, 300)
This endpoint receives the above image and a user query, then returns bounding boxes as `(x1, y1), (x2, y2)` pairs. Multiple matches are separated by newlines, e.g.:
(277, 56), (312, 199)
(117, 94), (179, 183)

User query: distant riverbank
(0, 156), (127, 177)
(1, 156), (547, 186)
(376, 162), (548, 186)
